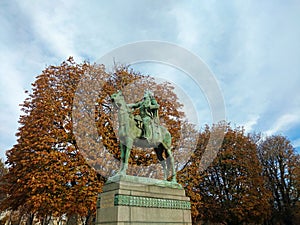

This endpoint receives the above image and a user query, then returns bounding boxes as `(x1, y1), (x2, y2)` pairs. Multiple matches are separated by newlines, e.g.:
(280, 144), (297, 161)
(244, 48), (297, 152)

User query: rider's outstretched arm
(127, 102), (141, 109)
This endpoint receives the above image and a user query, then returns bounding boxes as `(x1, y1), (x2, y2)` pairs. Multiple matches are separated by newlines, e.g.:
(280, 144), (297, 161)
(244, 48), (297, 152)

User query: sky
(1, 0), (300, 161)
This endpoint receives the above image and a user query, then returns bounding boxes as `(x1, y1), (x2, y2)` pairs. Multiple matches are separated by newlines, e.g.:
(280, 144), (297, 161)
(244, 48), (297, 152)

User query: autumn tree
(178, 125), (272, 225)
(258, 135), (300, 225)
(0, 58), (188, 223)
(0, 58), (103, 224)
(74, 64), (186, 179)
(0, 159), (7, 204)
(0, 159), (6, 175)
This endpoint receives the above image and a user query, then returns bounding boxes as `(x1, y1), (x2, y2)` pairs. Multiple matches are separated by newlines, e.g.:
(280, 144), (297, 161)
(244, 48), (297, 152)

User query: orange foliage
(0, 58), (187, 221)
(178, 125), (272, 224)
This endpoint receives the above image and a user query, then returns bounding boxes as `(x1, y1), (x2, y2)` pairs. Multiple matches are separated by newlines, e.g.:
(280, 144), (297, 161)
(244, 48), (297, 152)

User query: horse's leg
(166, 148), (177, 182)
(155, 144), (168, 180)
(119, 143), (126, 174)
(122, 138), (133, 175)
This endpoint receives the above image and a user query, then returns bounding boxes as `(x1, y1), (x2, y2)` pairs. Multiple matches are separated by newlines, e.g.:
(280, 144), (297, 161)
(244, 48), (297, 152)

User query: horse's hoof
(117, 170), (126, 176)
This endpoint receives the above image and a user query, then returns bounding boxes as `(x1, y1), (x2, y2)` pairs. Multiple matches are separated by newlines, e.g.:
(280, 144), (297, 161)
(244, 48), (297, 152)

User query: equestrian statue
(110, 90), (176, 182)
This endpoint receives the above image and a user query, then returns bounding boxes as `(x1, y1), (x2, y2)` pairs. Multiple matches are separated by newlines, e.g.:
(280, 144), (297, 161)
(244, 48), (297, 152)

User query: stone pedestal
(96, 175), (192, 225)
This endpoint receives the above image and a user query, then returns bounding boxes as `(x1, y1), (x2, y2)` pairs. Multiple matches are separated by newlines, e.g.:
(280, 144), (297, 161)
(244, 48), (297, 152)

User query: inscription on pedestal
(111, 194), (191, 210)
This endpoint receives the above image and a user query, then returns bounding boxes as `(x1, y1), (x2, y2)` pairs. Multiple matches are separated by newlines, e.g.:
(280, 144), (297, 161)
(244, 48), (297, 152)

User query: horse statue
(110, 90), (176, 182)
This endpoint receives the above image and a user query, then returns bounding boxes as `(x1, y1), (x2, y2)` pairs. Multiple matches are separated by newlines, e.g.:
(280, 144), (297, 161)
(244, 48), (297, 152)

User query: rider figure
(128, 90), (159, 139)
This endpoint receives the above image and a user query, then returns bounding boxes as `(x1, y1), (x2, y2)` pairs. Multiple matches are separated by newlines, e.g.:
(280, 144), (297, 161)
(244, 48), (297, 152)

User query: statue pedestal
(96, 175), (192, 225)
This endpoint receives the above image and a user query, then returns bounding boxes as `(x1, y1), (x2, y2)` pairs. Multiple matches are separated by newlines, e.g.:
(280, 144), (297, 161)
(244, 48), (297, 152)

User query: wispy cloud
(243, 115), (260, 133)
(292, 138), (300, 149)
(1, 0), (300, 159)
(265, 114), (300, 136)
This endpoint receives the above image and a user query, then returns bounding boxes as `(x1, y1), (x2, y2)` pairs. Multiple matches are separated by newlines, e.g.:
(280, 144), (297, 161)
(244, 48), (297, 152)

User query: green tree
(258, 135), (300, 225)
(178, 125), (271, 224)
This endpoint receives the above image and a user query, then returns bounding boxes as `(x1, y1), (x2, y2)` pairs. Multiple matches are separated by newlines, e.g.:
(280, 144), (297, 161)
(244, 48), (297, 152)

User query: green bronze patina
(106, 173), (182, 188)
(111, 90), (176, 182)
(114, 194), (191, 209)
(97, 194), (190, 210)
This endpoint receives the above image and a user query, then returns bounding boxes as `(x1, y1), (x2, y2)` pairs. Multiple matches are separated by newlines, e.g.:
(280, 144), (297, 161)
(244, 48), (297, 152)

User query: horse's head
(111, 90), (125, 109)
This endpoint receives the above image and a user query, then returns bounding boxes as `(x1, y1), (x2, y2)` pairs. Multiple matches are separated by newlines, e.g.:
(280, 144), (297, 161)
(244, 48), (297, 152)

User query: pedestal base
(96, 175), (192, 225)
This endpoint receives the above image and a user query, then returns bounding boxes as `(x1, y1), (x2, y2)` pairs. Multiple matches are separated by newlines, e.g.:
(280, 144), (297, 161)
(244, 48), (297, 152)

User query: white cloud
(1, 0), (300, 160)
(170, 7), (199, 48)
(292, 138), (300, 149)
(243, 115), (260, 133)
(265, 114), (300, 136)
(0, 51), (28, 160)
(17, 1), (81, 61)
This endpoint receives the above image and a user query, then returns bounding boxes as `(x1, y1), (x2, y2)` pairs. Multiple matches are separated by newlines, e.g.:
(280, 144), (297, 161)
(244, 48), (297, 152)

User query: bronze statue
(127, 90), (159, 139)
(111, 90), (176, 182)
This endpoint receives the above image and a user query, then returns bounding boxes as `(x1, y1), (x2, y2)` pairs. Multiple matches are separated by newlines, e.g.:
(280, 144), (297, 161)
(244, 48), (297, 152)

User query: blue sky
(1, 0), (300, 160)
